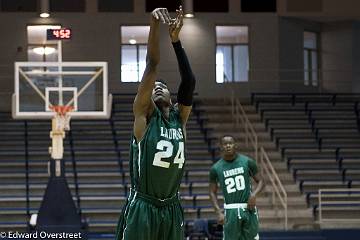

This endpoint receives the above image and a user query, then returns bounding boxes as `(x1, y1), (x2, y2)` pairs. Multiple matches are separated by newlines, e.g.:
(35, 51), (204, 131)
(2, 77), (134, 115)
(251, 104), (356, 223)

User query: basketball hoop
(50, 105), (74, 131)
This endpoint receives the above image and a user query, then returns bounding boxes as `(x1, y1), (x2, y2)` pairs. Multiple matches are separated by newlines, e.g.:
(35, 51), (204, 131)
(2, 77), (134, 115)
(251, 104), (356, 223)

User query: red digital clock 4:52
(47, 28), (72, 40)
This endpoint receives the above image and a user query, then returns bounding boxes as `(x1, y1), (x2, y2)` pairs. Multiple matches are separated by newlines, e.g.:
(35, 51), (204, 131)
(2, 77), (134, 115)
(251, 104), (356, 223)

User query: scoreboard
(47, 28), (72, 40)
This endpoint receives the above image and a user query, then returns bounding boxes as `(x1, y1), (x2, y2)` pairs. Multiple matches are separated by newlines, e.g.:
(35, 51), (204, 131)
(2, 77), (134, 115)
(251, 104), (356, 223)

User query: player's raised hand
(169, 5), (184, 42)
(152, 8), (172, 24)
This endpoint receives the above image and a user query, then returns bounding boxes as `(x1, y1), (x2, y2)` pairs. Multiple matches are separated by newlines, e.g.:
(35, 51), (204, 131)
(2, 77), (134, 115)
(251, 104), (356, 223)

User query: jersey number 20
(225, 175), (245, 193)
(153, 140), (185, 169)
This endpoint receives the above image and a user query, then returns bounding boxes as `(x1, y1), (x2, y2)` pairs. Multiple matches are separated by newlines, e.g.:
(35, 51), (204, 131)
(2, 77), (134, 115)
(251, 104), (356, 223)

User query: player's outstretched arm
(133, 8), (171, 141)
(169, 6), (196, 126)
(247, 173), (265, 210)
(209, 183), (225, 225)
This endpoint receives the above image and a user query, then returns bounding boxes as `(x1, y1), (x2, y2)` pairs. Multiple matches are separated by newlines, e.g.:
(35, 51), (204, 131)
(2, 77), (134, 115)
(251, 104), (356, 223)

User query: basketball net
(50, 105), (74, 131)
(49, 105), (74, 161)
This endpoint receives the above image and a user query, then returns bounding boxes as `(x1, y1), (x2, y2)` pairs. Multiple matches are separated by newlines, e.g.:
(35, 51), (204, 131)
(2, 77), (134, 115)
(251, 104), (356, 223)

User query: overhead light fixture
(40, 12), (50, 18)
(183, 0), (194, 18)
(40, 0), (50, 18)
(129, 39), (137, 45)
(33, 46), (56, 55)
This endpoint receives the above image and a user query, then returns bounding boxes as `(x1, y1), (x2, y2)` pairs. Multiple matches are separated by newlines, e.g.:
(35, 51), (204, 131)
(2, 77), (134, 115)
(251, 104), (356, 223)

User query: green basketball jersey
(209, 154), (258, 204)
(130, 105), (185, 199)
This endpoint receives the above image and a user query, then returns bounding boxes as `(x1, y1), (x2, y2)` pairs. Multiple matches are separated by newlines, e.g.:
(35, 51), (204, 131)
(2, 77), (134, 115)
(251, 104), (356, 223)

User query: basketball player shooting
(116, 6), (196, 240)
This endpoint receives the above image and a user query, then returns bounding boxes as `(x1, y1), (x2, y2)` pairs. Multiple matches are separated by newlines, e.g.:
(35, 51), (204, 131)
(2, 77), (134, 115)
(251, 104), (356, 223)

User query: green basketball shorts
(223, 203), (259, 240)
(115, 189), (184, 240)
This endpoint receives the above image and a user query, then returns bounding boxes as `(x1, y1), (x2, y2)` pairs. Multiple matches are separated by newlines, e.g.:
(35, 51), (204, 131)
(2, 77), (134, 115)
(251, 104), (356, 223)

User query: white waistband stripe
(224, 203), (248, 209)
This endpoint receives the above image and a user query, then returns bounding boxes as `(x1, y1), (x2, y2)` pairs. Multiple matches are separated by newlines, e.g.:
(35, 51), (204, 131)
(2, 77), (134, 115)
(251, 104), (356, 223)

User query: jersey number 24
(153, 140), (185, 169)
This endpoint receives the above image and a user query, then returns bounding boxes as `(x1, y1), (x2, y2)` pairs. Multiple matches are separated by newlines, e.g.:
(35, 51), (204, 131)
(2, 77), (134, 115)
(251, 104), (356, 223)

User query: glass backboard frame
(12, 61), (112, 119)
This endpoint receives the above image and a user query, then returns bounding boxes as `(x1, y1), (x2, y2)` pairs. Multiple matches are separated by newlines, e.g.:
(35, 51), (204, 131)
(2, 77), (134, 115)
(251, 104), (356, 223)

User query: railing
(109, 104), (124, 172)
(231, 93), (258, 162)
(318, 188), (360, 224)
(230, 91), (288, 229)
(260, 147), (288, 230)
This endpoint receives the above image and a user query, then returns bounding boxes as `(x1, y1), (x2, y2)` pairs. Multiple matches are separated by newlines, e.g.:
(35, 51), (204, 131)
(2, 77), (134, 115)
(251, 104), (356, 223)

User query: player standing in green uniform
(116, 6), (196, 240)
(209, 135), (264, 240)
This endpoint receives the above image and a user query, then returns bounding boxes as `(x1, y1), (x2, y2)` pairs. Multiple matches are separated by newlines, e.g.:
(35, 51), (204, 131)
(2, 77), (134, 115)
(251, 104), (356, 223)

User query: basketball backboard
(12, 61), (112, 119)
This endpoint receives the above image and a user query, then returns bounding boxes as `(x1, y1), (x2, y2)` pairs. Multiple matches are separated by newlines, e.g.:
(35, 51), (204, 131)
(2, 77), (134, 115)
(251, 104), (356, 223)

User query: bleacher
(190, 98), (314, 230)
(8, 92), (360, 239)
(0, 93), (221, 239)
(252, 93), (360, 224)
(0, 92), (319, 240)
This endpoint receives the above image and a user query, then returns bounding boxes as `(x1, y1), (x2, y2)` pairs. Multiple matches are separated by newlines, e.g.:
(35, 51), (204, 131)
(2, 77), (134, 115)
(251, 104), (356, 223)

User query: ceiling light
(40, 0), (50, 18)
(40, 13), (50, 18)
(33, 47), (56, 55)
(129, 39), (137, 44)
(183, 0), (194, 18)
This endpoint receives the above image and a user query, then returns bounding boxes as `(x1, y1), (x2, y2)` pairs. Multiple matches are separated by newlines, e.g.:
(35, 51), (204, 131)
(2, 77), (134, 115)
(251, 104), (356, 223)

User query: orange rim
(49, 105), (74, 115)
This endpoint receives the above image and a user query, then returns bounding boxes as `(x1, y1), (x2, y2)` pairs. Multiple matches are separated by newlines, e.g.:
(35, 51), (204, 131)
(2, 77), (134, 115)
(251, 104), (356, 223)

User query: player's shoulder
(211, 158), (226, 170)
(145, 104), (161, 122)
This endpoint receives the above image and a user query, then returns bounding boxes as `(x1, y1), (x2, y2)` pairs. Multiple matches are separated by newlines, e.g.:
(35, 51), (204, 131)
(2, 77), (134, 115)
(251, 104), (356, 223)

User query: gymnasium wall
(352, 21), (360, 92)
(278, 17), (321, 92)
(0, 0), (359, 112)
(321, 22), (354, 93)
(0, 10), (279, 110)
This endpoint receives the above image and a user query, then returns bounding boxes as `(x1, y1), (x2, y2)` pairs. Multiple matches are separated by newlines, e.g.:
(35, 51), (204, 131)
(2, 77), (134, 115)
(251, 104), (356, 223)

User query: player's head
(152, 79), (171, 107)
(220, 135), (237, 160)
